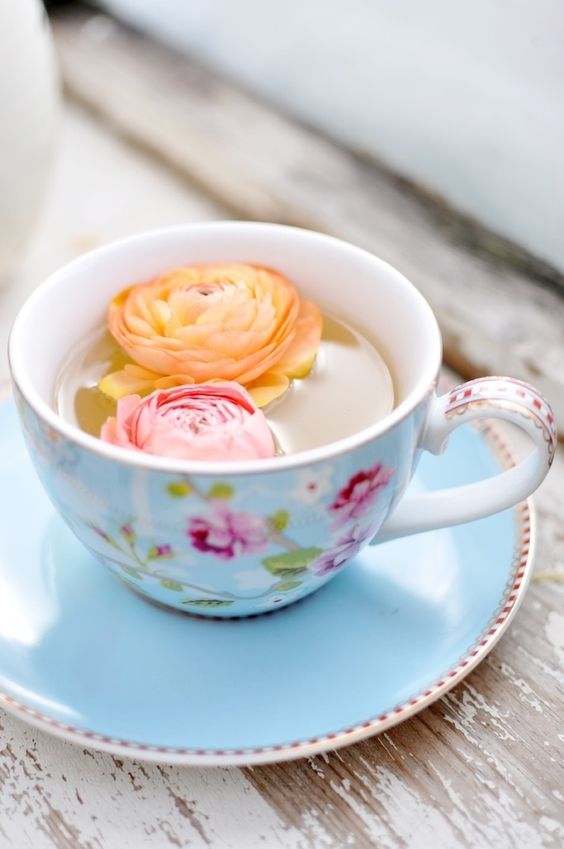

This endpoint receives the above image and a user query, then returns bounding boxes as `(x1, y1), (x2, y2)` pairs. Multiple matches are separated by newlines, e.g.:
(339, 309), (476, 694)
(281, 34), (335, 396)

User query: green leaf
(208, 483), (234, 500)
(270, 510), (290, 532)
(167, 481), (192, 497)
(160, 579), (183, 592)
(262, 547), (322, 577)
(182, 598), (234, 607)
(121, 565), (142, 579)
(273, 580), (302, 592)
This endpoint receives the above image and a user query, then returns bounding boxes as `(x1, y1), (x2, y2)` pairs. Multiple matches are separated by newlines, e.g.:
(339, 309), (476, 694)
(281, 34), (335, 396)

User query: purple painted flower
(311, 525), (374, 576)
(330, 463), (393, 527)
(188, 504), (270, 560)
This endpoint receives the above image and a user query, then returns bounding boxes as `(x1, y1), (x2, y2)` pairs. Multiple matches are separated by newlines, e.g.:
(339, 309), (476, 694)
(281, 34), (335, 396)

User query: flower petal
(153, 374), (196, 390)
(101, 382), (275, 461)
(99, 365), (162, 399)
(246, 372), (290, 407)
(272, 299), (323, 379)
(104, 264), (321, 396)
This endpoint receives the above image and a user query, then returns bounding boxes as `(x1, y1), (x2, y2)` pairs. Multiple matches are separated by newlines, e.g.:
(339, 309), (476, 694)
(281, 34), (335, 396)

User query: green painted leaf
(160, 579), (183, 592)
(167, 481), (192, 497)
(262, 547), (322, 577)
(271, 510), (290, 532)
(273, 580), (302, 592)
(208, 483), (234, 500)
(121, 565), (142, 579)
(182, 598), (234, 607)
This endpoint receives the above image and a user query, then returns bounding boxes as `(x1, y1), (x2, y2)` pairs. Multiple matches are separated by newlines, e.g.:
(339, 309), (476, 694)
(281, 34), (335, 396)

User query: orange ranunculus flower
(98, 264), (323, 407)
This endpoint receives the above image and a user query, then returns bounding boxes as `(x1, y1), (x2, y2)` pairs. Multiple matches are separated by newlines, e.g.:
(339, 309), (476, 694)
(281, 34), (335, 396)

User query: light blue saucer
(0, 396), (533, 765)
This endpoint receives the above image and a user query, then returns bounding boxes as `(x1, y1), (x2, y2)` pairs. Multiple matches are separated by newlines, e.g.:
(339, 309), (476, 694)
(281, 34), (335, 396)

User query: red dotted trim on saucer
(0, 391), (536, 763)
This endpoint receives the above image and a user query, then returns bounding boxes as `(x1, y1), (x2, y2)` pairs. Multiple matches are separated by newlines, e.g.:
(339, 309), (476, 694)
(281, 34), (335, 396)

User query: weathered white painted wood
(51, 7), (564, 431)
(0, 716), (307, 849)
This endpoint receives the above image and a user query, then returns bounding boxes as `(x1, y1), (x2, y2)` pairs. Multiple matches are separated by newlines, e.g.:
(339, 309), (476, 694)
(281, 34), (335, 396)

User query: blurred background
(1, 0), (563, 417)
(104, 0), (564, 272)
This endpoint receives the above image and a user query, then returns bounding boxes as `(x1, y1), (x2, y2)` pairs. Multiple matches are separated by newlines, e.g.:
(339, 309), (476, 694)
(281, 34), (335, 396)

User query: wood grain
(51, 6), (564, 432)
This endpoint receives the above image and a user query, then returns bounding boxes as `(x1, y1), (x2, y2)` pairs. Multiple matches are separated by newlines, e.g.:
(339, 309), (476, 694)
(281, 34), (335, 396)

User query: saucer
(0, 395), (533, 765)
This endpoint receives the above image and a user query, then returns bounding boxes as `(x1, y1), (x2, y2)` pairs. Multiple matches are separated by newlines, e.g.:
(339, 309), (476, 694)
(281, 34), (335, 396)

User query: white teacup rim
(8, 222), (442, 476)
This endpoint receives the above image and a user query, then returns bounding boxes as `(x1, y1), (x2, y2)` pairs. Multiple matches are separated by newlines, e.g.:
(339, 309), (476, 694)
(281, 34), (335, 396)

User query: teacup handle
(375, 377), (556, 543)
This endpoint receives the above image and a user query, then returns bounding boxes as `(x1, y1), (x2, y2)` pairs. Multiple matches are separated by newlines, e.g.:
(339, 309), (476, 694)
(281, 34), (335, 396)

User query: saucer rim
(0, 388), (534, 766)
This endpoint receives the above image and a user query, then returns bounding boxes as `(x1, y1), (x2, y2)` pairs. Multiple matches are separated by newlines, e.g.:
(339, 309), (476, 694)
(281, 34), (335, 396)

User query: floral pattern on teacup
(329, 462), (394, 528)
(17, 391), (399, 615)
(288, 467), (334, 505)
(16, 390), (79, 472)
(188, 504), (271, 559)
(309, 523), (379, 576)
(78, 461), (394, 613)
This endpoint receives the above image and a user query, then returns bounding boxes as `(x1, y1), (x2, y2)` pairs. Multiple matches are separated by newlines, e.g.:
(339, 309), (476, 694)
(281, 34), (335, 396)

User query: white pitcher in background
(0, 0), (60, 287)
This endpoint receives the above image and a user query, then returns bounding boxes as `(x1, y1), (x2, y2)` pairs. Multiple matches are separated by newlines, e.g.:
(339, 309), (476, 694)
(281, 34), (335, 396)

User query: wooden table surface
(0, 21), (563, 846)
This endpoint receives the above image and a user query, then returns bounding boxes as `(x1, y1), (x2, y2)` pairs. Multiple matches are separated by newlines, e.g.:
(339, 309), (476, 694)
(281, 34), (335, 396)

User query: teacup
(8, 222), (557, 617)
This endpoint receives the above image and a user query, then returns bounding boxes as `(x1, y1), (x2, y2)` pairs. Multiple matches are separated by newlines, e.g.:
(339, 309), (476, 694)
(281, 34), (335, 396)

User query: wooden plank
(51, 6), (564, 431)
(0, 717), (307, 848)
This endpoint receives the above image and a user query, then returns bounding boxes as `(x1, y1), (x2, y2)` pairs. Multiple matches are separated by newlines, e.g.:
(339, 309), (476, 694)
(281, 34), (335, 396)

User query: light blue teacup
(8, 223), (556, 616)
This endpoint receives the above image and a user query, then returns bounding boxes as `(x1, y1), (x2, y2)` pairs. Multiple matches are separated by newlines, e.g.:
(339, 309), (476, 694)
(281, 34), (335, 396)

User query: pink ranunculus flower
(188, 504), (270, 560)
(330, 462), (394, 527)
(100, 382), (275, 461)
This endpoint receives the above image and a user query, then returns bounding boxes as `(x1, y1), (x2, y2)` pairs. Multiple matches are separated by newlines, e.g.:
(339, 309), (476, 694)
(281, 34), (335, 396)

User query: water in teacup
(55, 314), (394, 454)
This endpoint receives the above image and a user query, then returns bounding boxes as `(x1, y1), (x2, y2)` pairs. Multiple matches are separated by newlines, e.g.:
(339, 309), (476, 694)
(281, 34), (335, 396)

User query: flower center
(161, 399), (242, 437)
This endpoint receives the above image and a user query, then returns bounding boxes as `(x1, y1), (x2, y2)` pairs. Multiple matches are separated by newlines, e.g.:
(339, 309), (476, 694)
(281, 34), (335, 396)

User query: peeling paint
(545, 612), (564, 667)
(499, 662), (546, 713)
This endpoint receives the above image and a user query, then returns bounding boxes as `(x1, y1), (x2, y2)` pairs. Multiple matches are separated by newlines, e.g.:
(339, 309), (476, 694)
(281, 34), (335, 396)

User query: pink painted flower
(188, 504), (270, 560)
(311, 525), (374, 576)
(100, 382), (275, 462)
(330, 463), (394, 527)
